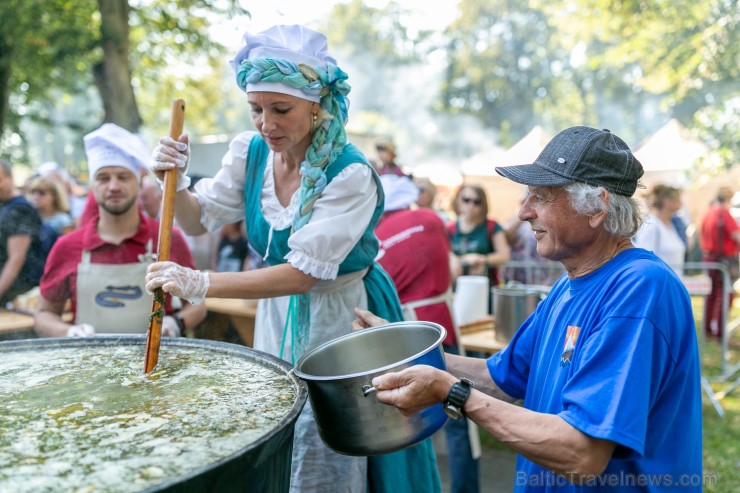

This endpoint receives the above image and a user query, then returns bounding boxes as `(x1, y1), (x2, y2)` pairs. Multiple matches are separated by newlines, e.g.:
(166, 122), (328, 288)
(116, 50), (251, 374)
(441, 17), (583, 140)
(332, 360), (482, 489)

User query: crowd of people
(1, 21), (738, 493)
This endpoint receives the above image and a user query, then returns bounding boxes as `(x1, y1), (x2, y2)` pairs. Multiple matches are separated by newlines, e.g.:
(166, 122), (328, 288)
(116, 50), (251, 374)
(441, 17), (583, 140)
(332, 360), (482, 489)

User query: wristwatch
(443, 378), (474, 420)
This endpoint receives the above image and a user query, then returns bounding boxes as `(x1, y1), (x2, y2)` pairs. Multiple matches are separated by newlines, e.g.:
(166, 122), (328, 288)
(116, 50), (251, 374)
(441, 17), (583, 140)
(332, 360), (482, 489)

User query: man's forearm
(176, 302), (207, 334)
(465, 394), (616, 480)
(443, 354), (617, 480)
(34, 309), (73, 337)
(444, 353), (516, 403)
(34, 297), (72, 338)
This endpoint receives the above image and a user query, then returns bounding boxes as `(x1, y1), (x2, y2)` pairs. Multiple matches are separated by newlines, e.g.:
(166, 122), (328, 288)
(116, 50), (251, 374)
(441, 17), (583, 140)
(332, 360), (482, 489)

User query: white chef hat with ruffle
(84, 123), (150, 182)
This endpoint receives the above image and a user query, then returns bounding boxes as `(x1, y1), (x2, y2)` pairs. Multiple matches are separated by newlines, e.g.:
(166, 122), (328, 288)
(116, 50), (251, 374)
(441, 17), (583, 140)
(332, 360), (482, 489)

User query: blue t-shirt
(488, 248), (702, 492)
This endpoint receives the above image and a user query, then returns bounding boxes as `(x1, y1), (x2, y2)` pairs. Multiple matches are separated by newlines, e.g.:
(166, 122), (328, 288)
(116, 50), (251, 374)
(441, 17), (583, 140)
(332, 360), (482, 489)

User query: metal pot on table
(492, 283), (550, 343)
(293, 321), (448, 456)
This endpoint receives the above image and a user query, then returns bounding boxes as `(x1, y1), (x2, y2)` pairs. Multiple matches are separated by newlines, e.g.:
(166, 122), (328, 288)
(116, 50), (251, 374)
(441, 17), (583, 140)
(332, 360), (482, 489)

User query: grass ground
(698, 300), (739, 492)
(478, 298), (740, 492)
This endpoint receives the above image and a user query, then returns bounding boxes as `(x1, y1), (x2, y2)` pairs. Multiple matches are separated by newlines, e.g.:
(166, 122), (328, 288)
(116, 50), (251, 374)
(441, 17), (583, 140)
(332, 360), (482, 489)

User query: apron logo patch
(560, 325), (581, 367)
(95, 286), (144, 308)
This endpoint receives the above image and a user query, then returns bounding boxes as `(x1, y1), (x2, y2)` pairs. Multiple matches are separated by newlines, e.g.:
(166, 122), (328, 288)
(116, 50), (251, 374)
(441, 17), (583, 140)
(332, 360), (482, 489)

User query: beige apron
(75, 242), (154, 334)
(401, 289), (482, 459)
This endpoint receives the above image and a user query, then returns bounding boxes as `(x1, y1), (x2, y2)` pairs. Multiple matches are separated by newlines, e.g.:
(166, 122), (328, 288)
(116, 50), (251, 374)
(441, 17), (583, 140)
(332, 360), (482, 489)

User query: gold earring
(312, 113), (318, 126)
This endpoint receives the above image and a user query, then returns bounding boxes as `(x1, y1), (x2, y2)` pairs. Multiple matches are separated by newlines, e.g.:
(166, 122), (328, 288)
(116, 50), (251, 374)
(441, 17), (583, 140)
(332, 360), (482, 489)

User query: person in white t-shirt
(633, 184), (686, 272)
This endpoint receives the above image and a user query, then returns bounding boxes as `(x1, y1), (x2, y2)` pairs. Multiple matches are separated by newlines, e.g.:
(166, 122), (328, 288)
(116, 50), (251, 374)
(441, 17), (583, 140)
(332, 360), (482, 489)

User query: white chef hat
(379, 174), (419, 212)
(37, 161), (61, 175)
(83, 123), (150, 182)
(229, 24), (336, 102)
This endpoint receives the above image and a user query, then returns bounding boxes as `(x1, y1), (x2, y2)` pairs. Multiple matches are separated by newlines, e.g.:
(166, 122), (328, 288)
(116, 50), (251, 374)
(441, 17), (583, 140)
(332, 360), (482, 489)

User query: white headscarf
(229, 24), (336, 102)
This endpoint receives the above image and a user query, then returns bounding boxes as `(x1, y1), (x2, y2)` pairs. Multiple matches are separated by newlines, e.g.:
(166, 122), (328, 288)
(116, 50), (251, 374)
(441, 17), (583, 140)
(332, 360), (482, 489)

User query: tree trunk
(0, 39), (14, 145)
(93, 0), (142, 133)
(0, 0), (20, 145)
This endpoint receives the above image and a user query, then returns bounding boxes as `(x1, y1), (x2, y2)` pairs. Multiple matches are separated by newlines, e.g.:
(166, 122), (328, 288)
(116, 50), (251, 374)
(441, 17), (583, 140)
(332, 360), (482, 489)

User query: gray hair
(564, 182), (643, 237)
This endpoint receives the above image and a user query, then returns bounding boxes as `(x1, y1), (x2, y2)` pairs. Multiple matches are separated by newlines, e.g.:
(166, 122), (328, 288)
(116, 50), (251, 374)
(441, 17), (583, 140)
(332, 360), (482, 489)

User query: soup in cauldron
(0, 340), (299, 492)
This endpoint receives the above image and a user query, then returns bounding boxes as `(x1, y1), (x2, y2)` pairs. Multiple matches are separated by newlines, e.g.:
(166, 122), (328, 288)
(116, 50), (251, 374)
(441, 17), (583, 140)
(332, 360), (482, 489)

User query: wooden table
(0, 310), (72, 340)
(203, 298), (258, 347)
(200, 298), (505, 354)
(459, 317), (508, 355)
(0, 310), (36, 336)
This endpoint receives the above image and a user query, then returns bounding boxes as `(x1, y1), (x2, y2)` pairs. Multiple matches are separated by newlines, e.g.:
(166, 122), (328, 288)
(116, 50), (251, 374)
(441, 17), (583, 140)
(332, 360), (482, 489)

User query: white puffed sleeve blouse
(193, 132), (377, 281)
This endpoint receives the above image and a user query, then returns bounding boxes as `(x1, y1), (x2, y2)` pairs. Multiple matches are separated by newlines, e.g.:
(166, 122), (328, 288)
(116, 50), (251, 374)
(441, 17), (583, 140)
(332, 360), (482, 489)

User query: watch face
(443, 404), (464, 420)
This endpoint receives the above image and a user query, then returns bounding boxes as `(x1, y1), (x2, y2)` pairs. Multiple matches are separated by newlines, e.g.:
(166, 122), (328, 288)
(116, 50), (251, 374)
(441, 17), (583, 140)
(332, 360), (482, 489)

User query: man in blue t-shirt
(355, 127), (702, 492)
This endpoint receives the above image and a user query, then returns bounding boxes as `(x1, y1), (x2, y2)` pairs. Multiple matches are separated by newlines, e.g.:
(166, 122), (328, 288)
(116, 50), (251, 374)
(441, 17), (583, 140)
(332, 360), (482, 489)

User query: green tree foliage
(324, 0), (435, 119)
(322, 0), (460, 151)
(441, 0), (563, 142)
(131, 0), (248, 137)
(0, 0), (246, 163)
(326, 0), (432, 64)
(537, 0), (739, 167)
(0, 0), (95, 149)
(440, 0), (667, 146)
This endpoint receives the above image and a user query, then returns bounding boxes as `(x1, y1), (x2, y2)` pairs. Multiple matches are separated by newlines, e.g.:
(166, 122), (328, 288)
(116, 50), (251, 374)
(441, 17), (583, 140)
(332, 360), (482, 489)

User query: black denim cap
(495, 126), (644, 197)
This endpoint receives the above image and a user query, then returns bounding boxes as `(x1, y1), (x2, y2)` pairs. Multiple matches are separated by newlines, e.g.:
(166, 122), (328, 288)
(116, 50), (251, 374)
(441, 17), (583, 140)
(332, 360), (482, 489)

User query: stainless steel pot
(293, 321), (448, 456)
(492, 283), (549, 343)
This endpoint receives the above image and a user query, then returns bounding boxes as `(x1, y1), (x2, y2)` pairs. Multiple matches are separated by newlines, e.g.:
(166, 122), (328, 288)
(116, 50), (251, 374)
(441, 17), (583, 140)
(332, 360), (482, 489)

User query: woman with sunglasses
(27, 176), (74, 236)
(448, 184), (510, 286)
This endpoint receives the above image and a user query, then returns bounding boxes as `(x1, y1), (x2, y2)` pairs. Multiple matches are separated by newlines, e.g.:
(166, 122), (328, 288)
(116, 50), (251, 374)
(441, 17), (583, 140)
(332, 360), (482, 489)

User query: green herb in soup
(0, 345), (297, 493)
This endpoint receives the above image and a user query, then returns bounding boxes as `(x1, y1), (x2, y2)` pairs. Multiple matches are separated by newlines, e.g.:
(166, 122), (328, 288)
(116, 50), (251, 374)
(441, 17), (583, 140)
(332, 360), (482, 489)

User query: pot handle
(362, 385), (377, 397)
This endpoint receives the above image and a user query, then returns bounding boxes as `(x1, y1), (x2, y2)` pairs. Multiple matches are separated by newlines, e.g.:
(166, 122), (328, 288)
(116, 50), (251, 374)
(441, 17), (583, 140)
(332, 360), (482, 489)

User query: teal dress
(243, 136), (441, 493)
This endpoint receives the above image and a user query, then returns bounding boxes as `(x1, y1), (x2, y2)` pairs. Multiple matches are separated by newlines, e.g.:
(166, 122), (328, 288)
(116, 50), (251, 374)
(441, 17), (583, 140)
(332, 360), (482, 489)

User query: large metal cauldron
(0, 337), (307, 493)
(293, 322), (448, 456)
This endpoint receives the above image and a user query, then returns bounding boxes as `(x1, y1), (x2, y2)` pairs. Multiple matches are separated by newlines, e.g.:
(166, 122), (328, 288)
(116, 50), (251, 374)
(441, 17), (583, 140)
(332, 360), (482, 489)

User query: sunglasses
(461, 197), (482, 206)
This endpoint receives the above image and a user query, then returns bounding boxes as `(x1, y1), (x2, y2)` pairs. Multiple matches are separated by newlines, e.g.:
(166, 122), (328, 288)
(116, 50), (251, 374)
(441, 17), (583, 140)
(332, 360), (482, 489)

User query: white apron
(401, 289), (482, 459)
(254, 269), (368, 493)
(75, 243), (154, 334)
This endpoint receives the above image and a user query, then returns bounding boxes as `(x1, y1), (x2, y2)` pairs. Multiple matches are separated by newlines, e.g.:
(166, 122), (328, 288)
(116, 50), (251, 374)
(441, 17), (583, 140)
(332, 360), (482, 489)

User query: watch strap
(446, 378), (473, 417)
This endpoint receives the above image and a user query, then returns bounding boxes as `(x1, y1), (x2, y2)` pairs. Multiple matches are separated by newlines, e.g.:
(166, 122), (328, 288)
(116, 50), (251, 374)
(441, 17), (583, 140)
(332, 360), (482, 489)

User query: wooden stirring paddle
(144, 99), (186, 374)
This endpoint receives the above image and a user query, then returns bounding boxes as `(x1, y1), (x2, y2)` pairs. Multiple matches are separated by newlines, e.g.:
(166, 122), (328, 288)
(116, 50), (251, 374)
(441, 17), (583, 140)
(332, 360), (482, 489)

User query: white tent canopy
(634, 119), (709, 173)
(498, 125), (553, 166)
(460, 125), (552, 176)
(460, 147), (507, 176)
(633, 119), (710, 189)
(410, 161), (464, 188)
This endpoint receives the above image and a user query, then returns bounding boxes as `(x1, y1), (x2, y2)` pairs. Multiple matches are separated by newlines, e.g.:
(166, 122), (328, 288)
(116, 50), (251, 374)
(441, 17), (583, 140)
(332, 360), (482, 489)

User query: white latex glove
(150, 135), (191, 191)
(162, 315), (182, 338)
(67, 324), (96, 337)
(146, 261), (210, 305)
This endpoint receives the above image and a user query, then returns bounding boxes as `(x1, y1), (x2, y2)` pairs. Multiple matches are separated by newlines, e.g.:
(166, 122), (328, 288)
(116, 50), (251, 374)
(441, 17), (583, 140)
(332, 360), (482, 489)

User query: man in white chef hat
(34, 123), (206, 338)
